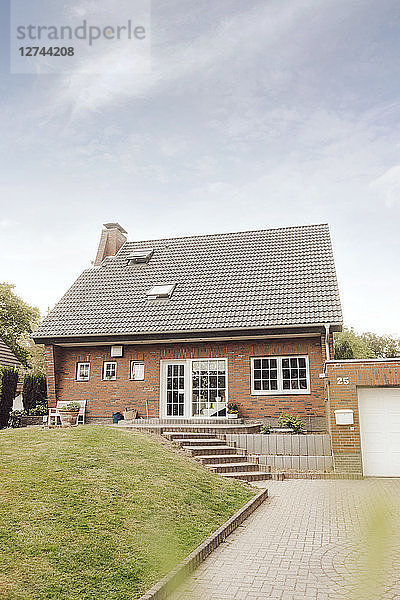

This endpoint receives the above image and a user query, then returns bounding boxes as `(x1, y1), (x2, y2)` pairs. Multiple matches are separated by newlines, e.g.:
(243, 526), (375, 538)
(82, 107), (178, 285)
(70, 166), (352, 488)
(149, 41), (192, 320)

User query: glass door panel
(166, 363), (185, 416)
(191, 359), (227, 417)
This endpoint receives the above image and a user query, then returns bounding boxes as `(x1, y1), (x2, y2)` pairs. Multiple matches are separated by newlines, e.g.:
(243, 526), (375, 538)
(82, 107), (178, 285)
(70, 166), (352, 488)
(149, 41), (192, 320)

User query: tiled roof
(34, 224), (343, 340)
(0, 338), (22, 368)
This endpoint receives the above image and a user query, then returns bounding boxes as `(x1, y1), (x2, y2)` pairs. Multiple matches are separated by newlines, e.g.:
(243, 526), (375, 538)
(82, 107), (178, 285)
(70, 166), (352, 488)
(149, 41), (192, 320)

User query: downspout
(324, 324), (331, 361)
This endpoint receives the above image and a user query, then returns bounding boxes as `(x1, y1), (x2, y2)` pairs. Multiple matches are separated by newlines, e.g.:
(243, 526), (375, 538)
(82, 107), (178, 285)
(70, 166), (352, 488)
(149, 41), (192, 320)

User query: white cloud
(51, 0), (332, 117)
(372, 165), (400, 207)
(0, 218), (17, 229)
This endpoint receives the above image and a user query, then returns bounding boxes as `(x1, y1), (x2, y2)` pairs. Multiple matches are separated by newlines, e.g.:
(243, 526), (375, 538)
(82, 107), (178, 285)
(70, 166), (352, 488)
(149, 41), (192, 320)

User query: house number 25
(337, 377), (350, 385)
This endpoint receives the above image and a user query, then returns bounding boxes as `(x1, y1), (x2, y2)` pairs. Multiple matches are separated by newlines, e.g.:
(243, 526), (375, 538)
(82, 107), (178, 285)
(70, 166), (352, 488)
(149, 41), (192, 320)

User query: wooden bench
(47, 400), (86, 426)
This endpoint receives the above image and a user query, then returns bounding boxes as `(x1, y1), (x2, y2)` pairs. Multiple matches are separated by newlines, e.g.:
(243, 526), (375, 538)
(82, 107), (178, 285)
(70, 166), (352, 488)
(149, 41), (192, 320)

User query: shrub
(277, 412), (305, 434)
(28, 402), (48, 416)
(227, 403), (239, 415)
(260, 424), (272, 434)
(22, 373), (47, 414)
(8, 410), (23, 428)
(0, 367), (19, 428)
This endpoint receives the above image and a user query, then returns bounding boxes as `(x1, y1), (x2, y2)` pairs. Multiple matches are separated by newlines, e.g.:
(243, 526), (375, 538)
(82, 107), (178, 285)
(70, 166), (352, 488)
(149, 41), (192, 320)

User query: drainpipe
(324, 324), (331, 361)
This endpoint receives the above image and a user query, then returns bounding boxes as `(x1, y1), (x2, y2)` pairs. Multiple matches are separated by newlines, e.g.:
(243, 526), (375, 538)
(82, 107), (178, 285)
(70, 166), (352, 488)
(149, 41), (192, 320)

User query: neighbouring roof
(0, 338), (22, 368)
(34, 224), (343, 341)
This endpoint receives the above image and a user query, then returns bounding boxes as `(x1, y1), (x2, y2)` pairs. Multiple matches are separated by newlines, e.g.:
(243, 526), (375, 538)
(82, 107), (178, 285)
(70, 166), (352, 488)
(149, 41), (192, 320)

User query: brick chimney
(94, 223), (127, 266)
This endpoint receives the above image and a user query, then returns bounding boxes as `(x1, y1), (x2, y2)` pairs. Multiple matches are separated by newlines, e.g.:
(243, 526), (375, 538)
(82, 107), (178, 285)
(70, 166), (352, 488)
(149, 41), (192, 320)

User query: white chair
(48, 400), (86, 426)
(201, 401), (227, 417)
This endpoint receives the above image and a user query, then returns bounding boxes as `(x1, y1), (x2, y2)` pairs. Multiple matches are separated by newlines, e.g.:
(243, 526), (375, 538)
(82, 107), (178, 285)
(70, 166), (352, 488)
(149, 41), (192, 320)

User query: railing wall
(225, 434), (333, 472)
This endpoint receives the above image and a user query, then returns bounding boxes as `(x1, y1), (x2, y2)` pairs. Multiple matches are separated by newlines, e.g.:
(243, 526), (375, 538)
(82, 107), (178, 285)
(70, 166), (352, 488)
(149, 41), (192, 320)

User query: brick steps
(164, 432), (219, 441)
(176, 438), (227, 447)
(196, 454), (250, 464)
(167, 432), (270, 481)
(183, 445), (240, 456)
(119, 423), (261, 435)
(220, 471), (270, 482)
(208, 462), (260, 473)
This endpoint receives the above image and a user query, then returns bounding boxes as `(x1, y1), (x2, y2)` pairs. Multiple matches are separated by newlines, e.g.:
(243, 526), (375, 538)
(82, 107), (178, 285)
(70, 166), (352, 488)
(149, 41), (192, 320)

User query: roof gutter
(33, 322), (343, 346)
(324, 324), (331, 361)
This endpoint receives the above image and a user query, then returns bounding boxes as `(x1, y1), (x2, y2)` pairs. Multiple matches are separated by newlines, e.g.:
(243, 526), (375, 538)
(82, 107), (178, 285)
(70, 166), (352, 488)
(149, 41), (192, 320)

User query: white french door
(161, 359), (228, 418)
(164, 361), (187, 417)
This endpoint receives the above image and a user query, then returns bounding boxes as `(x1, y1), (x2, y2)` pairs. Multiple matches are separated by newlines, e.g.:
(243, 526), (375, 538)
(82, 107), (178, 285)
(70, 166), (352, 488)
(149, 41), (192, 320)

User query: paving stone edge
(138, 487), (269, 600)
(271, 472), (364, 480)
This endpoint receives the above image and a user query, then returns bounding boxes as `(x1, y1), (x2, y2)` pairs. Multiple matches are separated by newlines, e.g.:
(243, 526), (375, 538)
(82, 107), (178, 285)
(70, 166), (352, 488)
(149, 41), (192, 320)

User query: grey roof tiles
(34, 224), (343, 340)
(0, 338), (22, 368)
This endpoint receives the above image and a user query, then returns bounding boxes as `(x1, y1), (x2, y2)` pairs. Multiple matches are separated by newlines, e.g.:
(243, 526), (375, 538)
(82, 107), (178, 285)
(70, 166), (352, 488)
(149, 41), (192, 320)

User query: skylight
(128, 248), (154, 263)
(147, 284), (176, 298)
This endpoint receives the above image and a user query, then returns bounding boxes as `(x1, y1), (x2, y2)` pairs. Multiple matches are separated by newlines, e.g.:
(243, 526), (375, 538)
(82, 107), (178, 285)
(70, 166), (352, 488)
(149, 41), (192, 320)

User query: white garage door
(358, 387), (400, 477)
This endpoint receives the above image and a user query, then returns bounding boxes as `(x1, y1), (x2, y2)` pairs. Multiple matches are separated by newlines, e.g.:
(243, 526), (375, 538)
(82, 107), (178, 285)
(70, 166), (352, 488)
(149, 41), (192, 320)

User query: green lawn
(0, 425), (254, 600)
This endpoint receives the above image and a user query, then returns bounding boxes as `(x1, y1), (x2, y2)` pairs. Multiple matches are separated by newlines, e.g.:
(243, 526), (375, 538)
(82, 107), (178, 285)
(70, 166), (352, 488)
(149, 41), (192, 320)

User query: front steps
(118, 421), (261, 435)
(163, 430), (271, 482)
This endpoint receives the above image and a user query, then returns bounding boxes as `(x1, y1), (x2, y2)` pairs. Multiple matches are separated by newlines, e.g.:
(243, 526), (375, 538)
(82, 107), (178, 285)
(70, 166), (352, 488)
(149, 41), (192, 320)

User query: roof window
(128, 248), (154, 263)
(147, 284), (176, 299)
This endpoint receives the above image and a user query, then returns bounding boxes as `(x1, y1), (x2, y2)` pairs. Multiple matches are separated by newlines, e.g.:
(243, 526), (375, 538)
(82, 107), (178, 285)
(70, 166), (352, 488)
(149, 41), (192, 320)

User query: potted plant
(260, 424), (272, 434)
(227, 403), (239, 418)
(59, 402), (81, 427)
(276, 412), (305, 434)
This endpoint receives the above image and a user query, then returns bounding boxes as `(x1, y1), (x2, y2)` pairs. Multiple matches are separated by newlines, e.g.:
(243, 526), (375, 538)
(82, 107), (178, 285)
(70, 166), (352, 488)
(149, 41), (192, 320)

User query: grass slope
(0, 426), (254, 600)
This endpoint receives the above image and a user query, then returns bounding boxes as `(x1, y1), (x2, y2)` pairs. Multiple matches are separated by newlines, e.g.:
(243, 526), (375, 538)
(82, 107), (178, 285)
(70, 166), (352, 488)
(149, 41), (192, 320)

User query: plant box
(60, 410), (79, 427)
(270, 427), (294, 434)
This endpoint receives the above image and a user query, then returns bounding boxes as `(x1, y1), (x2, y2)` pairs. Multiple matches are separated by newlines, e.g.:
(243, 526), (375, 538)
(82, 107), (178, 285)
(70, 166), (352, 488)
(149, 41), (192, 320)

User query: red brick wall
(46, 336), (327, 421)
(325, 359), (400, 472)
(44, 345), (57, 406)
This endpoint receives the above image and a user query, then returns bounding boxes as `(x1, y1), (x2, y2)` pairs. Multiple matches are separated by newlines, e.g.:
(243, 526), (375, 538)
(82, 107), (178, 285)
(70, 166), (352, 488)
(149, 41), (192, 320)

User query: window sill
(251, 389), (311, 396)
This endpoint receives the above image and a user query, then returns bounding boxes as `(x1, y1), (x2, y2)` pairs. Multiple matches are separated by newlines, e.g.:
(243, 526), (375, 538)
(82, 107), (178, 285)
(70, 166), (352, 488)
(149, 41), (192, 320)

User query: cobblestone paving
(169, 479), (400, 600)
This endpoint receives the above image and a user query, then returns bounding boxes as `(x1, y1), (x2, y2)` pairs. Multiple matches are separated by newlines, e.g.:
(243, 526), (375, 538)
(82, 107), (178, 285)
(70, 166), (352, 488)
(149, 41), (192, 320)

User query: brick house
(33, 222), (343, 429)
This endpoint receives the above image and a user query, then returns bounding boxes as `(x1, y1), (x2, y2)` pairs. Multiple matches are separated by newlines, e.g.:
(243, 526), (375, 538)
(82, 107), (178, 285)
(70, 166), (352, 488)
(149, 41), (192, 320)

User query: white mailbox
(334, 409), (354, 425)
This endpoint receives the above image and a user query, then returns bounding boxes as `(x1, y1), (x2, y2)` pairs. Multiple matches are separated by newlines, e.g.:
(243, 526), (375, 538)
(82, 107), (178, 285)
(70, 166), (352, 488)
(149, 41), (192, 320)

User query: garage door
(358, 388), (400, 476)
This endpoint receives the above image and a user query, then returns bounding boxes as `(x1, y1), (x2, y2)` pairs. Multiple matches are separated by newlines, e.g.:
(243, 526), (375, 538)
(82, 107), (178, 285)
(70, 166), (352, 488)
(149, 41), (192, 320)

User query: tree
(21, 337), (46, 375)
(360, 332), (400, 359)
(22, 373), (47, 414)
(334, 327), (400, 360)
(334, 338), (355, 360)
(0, 283), (40, 367)
(0, 367), (19, 428)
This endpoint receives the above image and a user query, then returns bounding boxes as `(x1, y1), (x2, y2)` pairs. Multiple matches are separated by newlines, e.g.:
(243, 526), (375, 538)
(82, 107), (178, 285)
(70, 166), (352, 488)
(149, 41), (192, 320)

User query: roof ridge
(124, 223), (329, 246)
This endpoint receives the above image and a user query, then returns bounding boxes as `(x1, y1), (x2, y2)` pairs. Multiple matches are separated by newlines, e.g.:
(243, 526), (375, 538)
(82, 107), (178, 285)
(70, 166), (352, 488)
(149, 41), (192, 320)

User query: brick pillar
(44, 345), (57, 408)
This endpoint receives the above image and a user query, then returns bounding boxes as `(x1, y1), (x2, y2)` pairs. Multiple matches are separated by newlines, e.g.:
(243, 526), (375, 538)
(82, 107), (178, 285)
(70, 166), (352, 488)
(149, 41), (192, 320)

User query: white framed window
(111, 345), (123, 357)
(147, 283), (176, 298)
(251, 356), (310, 395)
(76, 362), (90, 381)
(128, 248), (154, 263)
(130, 361), (145, 381)
(103, 361), (117, 380)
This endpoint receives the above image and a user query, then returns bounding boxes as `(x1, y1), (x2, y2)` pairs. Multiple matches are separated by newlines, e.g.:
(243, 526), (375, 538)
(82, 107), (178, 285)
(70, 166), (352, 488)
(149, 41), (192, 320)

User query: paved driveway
(169, 479), (400, 600)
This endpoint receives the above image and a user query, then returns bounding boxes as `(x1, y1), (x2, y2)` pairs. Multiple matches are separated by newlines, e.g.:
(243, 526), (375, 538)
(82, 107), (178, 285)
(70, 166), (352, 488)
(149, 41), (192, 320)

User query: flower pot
(227, 412), (238, 419)
(60, 410), (79, 427)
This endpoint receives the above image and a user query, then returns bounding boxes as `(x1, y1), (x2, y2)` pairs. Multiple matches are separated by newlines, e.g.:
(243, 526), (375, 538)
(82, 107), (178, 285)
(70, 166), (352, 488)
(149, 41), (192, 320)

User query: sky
(1, 0), (400, 335)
